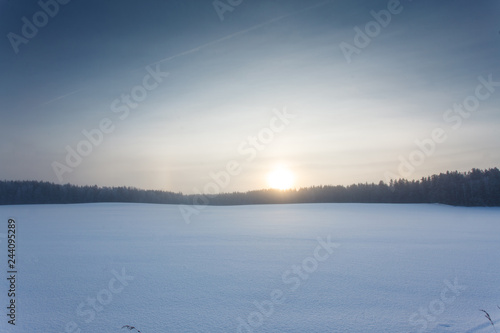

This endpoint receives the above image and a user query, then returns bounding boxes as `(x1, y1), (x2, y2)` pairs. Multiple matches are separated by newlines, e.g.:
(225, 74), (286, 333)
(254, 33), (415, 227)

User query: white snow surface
(0, 203), (499, 333)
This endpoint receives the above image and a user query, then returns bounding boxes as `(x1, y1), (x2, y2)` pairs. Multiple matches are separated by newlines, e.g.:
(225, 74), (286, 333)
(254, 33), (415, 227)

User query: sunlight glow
(267, 168), (294, 190)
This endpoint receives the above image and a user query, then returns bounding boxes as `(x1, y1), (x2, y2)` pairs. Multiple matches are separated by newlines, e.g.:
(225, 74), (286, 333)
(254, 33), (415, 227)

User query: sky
(0, 0), (499, 194)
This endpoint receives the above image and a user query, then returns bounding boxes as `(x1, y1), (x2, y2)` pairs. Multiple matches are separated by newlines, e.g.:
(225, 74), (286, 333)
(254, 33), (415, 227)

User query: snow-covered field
(1, 203), (499, 333)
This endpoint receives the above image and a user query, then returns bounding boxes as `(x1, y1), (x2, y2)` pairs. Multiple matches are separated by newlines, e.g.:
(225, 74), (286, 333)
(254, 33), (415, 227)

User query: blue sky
(1, 0), (499, 193)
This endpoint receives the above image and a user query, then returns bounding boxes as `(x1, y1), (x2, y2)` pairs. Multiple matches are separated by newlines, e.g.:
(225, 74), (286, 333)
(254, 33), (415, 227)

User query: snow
(1, 203), (499, 332)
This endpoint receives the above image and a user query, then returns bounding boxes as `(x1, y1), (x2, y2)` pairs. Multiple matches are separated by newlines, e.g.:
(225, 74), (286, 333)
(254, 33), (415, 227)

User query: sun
(267, 168), (294, 190)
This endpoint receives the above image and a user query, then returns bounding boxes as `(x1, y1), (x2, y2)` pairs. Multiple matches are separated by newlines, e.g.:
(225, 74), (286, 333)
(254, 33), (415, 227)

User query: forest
(1, 168), (499, 206)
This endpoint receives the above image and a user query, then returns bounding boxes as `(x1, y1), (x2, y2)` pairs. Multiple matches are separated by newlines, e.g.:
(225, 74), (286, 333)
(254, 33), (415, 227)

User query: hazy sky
(1, 0), (499, 194)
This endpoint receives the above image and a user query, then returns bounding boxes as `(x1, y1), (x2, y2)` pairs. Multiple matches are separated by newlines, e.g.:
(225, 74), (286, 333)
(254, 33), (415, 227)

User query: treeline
(1, 168), (500, 206)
